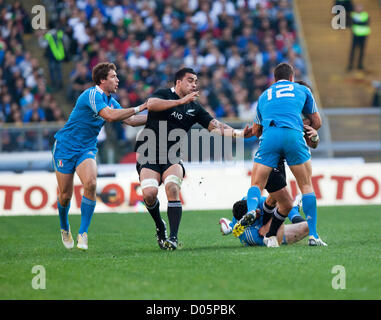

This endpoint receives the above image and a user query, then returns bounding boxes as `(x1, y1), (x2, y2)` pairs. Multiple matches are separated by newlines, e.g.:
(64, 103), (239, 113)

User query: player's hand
(304, 124), (319, 149)
(252, 123), (263, 138)
(180, 91), (199, 105)
(243, 124), (255, 138)
(303, 124), (318, 139)
(259, 225), (269, 237)
(137, 101), (148, 111)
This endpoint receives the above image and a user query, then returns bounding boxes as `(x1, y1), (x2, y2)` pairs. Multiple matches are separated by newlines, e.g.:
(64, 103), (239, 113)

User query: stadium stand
(0, 0), (66, 152)
(1, 0), (311, 158)
(1, 0), (379, 164)
(294, 0), (381, 161)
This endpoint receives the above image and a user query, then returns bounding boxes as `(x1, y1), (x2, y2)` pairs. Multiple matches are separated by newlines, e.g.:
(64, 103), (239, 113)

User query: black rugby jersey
(135, 87), (213, 162)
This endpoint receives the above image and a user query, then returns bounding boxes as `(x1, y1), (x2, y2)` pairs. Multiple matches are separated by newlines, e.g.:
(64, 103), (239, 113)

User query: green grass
(1, 206), (381, 300)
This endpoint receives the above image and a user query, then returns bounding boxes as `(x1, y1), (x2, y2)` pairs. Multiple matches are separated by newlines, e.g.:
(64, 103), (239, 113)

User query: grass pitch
(1, 205), (381, 300)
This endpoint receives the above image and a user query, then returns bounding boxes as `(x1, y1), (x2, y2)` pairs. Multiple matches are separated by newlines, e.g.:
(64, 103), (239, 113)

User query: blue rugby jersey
(54, 85), (122, 152)
(254, 80), (318, 133)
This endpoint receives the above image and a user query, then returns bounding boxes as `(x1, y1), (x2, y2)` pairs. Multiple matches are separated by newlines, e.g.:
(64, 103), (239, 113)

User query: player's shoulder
(79, 86), (102, 101)
(294, 81), (312, 95)
(151, 87), (173, 99)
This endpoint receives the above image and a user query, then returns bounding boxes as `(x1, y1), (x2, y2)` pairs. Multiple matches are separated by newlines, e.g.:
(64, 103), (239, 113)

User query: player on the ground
(244, 62), (326, 247)
(219, 195), (309, 246)
(135, 67), (255, 250)
(53, 62), (147, 250)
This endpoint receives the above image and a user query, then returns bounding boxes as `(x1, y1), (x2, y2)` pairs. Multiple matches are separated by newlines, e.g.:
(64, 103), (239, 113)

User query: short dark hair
(92, 62), (116, 85)
(274, 62), (294, 81)
(174, 67), (197, 86)
(232, 200), (248, 221)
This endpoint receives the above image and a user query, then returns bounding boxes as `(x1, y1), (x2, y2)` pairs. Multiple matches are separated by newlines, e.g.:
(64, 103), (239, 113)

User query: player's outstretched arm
(146, 91), (199, 112)
(99, 102), (147, 122)
(123, 114), (147, 127)
(207, 119), (256, 138)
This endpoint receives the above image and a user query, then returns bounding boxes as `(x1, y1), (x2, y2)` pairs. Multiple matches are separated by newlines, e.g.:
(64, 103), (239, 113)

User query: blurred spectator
(371, 81), (381, 107)
(335, 0), (353, 26)
(347, 3), (370, 71)
(68, 61), (92, 100)
(39, 22), (69, 90)
(23, 100), (46, 123)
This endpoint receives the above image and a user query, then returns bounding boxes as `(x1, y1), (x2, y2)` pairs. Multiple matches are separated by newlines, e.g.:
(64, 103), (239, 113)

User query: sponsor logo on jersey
(171, 111), (183, 120)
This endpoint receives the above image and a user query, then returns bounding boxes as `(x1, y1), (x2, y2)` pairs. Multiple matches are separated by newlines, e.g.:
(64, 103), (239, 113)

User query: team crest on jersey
(57, 160), (63, 168)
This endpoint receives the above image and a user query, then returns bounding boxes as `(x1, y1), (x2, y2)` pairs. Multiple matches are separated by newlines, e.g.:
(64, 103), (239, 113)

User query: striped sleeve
(302, 87), (319, 114)
(254, 103), (262, 125)
(88, 89), (108, 114)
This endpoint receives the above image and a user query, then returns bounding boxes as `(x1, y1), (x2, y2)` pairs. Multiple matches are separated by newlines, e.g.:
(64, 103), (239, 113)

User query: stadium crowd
(0, 1), (66, 151)
(1, 0), (308, 152)
(49, 0), (308, 120)
(0, 1), (65, 125)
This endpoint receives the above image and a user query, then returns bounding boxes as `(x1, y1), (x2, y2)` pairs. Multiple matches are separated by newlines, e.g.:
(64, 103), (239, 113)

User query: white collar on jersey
(171, 87), (175, 92)
(276, 79), (290, 83)
(95, 85), (104, 95)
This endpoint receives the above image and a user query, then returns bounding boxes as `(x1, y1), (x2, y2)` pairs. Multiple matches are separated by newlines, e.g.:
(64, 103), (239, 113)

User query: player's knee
(141, 179), (159, 206)
(278, 200), (293, 215)
(164, 175), (182, 199)
(59, 193), (72, 207)
(165, 183), (180, 199)
(84, 178), (97, 194)
(143, 191), (157, 207)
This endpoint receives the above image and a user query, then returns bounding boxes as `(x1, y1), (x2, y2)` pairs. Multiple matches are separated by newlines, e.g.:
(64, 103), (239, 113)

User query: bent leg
(76, 158), (98, 234)
(55, 171), (74, 231)
(162, 164), (184, 239)
(283, 222), (309, 245)
(269, 187), (293, 216)
(289, 160), (319, 238)
(247, 162), (273, 212)
(140, 168), (163, 230)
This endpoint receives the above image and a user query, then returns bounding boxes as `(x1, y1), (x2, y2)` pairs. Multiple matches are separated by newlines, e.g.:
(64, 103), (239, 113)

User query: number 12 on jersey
(267, 84), (295, 100)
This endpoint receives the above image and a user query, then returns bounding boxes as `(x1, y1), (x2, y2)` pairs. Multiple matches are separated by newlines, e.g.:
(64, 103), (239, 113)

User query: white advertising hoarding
(0, 162), (380, 216)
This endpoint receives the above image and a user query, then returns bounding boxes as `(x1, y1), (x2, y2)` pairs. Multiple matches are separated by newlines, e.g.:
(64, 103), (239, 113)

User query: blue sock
(57, 200), (70, 231)
(287, 206), (302, 223)
(79, 196), (96, 234)
(302, 193), (318, 238)
(247, 186), (261, 212)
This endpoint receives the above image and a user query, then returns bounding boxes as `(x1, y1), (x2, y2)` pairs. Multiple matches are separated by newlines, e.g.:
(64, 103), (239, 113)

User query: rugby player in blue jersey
(52, 62), (147, 250)
(236, 63), (326, 247)
(219, 195), (309, 247)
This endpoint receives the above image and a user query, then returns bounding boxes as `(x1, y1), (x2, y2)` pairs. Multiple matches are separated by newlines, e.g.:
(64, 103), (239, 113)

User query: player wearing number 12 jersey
(242, 63), (326, 247)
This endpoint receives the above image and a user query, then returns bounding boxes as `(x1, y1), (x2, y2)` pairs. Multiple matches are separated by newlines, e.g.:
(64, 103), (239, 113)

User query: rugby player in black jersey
(135, 67), (255, 250)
